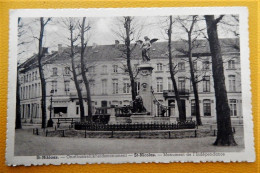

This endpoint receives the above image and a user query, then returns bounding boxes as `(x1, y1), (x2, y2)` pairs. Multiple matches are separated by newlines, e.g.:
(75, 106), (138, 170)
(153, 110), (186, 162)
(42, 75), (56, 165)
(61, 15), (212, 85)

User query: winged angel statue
(136, 36), (158, 62)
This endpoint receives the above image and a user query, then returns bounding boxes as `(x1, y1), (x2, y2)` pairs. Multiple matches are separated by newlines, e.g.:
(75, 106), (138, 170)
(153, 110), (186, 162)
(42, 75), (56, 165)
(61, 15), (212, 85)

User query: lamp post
(30, 104), (33, 124)
(47, 90), (54, 127)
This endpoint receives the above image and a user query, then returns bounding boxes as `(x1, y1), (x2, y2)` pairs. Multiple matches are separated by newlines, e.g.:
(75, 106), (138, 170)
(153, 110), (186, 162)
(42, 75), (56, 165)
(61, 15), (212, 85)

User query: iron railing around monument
(74, 121), (196, 131)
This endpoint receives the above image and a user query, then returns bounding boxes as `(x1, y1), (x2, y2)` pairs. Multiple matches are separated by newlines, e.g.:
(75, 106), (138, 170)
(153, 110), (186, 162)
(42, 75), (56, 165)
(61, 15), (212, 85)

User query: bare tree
(205, 15), (237, 146)
(113, 17), (143, 112)
(68, 18), (86, 122)
(79, 17), (93, 122)
(16, 69), (22, 129)
(125, 17), (137, 106)
(219, 15), (240, 51)
(16, 17), (23, 129)
(63, 18), (86, 122)
(175, 15), (203, 125)
(167, 16), (186, 122)
(36, 17), (51, 128)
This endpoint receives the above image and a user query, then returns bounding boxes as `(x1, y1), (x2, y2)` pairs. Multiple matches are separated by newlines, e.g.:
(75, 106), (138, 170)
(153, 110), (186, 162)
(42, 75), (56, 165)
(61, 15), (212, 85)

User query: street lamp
(47, 90), (54, 127)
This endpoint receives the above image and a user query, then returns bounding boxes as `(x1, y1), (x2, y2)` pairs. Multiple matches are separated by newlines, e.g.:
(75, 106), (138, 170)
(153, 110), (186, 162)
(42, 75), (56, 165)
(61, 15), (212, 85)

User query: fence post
(111, 131), (114, 138)
(55, 125), (57, 131)
(62, 130), (65, 137)
(45, 130), (48, 137)
(194, 130), (197, 138)
(36, 128), (39, 135)
(168, 131), (171, 139)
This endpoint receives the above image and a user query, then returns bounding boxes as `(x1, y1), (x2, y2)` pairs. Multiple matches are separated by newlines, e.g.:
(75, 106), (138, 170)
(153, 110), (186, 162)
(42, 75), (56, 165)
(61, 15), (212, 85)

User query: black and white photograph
(6, 7), (254, 165)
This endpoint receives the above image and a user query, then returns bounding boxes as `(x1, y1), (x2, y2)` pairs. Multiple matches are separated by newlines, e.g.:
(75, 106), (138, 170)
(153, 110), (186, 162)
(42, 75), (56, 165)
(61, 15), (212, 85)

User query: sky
(18, 15), (239, 63)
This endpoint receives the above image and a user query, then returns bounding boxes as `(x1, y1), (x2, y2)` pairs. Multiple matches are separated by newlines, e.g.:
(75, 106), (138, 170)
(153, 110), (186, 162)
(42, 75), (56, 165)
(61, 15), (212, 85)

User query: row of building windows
(47, 59), (237, 80)
(101, 79), (131, 95)
(191, 99), (212, 116)
(159, 75), (237, 93)
(22, 59), (237, 84)
(190, 99), (239, 116)
(46, 74), (237, 96)
(21, 70), (38, 84)
(51, 66), (70, 76)
(48, 79), (131, 95)
(158, 76), (210, 93)
(51, 65), (120, 77)
(156, 98), (239, 117)
(155, 60), (236, 72)
(20, 83), (41, 100)
(20, 99), (239, 118)
(20, 103), (41, 119)
(19, 75), (236, 97)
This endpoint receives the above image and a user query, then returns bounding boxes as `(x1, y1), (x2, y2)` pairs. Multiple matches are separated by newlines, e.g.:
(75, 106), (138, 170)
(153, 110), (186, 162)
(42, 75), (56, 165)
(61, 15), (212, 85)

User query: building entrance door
(101, 101), (108, 114)
(168, 100), (175, 117)
(181, 99), (186, 117)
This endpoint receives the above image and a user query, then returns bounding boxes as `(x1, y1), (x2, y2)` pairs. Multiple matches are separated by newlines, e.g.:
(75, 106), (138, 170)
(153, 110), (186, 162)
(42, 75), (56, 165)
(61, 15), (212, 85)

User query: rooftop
(19, 38), (240, 71)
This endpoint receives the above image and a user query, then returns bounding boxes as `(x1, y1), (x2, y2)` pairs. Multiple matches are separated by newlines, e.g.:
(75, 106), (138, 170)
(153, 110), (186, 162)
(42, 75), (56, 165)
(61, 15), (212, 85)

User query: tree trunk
(16, 17), (22, 129)
(80, 17), (93, 122)
(15, 71), (22, 129)
(168, 16), (186, 122)
(124, 17), (137, 109)
(188, 32), (202, 125)
(205, 15), (236, 146)
(38, 18), (47, 128)
(69, 25), (85, 123)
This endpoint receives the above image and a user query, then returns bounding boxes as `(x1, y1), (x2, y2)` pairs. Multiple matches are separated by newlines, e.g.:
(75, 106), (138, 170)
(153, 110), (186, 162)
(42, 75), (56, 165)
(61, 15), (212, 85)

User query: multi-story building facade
(18, 39), (242, 123)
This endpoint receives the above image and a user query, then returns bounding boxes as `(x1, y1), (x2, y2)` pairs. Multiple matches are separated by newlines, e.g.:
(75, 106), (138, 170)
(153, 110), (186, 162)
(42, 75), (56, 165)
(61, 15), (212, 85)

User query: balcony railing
(163, 89), (189, 98)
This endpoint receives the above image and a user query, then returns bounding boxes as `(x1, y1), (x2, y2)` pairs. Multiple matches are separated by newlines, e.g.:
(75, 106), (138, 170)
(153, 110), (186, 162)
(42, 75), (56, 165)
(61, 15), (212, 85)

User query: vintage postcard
(6, 7), (254, 165)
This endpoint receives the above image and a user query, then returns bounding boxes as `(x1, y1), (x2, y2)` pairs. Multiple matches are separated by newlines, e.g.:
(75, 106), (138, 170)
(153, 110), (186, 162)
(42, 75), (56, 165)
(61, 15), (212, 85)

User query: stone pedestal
(108, 108), (116, 124)
(138, 63), (154, 115)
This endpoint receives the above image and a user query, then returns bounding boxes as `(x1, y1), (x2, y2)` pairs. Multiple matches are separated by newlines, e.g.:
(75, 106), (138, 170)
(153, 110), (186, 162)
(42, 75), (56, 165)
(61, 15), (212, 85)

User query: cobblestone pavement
(14, 127), (244, 156)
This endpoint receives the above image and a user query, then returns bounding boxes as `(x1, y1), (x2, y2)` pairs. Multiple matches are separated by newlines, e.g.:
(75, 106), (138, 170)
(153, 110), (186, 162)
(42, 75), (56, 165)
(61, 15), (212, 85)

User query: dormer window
(64, 67), (70, 75)
(178, 62), (185, 71)
(52, 67), (58, 76)
(156, 63), (163, 71)
(113, 65), (118, 73)
(228, 60), (236, 69)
